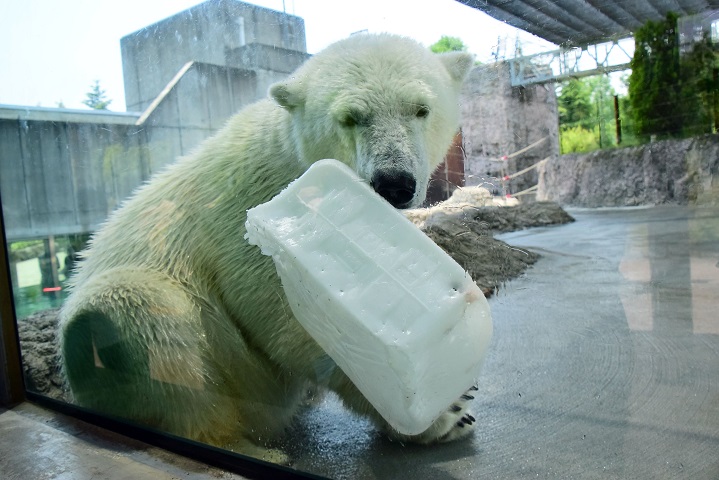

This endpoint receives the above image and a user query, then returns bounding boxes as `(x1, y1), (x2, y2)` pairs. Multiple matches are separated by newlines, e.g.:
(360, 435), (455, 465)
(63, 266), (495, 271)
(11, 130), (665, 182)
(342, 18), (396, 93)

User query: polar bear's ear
(270, 81), (306, 110)
(438, 51), (475, 83)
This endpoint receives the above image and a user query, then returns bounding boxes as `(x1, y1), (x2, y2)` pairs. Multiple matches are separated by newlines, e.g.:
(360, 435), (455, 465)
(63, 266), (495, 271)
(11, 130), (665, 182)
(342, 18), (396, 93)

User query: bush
(560, 126), (600, 153)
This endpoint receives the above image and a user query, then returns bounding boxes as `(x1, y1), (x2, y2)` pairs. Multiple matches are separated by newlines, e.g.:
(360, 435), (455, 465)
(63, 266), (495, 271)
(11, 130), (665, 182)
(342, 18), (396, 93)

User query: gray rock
(16, 309), (68, 401)
(539, 134), (719, 207)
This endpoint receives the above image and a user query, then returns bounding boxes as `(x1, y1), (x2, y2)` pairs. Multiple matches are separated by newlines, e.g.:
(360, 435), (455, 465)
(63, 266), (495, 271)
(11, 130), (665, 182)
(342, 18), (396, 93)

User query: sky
(0, 0), (559, 111)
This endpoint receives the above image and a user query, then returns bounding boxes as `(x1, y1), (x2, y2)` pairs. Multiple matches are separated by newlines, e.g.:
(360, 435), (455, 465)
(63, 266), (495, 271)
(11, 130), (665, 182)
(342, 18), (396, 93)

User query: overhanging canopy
(457, 0), (719, 46)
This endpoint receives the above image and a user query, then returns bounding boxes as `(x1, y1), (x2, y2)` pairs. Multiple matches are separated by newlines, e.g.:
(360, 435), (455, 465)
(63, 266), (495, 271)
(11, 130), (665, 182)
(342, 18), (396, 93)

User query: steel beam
(508, 37), (634, 86)
(457, 0), (719, 46)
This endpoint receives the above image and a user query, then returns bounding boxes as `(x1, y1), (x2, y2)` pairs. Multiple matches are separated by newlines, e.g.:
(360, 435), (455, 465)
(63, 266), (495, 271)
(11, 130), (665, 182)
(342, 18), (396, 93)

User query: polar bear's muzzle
(370, 169), (417, 209)
(355, 117), (428, 209)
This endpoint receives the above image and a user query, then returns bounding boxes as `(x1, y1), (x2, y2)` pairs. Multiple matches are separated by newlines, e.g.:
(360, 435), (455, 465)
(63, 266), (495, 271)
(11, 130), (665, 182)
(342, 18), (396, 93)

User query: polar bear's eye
(340, 115), (357, 128)
(339, 110), (365, 128)
(416, 105), (430, 118)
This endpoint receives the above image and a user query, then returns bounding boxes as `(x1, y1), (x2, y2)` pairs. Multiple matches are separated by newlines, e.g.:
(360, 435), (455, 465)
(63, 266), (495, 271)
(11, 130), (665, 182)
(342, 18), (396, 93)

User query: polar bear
(59, 33), (476, 462)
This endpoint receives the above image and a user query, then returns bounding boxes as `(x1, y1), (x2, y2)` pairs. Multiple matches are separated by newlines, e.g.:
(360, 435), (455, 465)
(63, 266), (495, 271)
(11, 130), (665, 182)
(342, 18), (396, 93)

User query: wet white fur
(59, 34), (475, 463)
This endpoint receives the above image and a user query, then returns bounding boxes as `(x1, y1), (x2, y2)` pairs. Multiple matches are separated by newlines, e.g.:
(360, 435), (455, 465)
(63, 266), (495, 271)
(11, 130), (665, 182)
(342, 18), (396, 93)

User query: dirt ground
(412, 201), (573, 295)
(17, 201), (574, 401)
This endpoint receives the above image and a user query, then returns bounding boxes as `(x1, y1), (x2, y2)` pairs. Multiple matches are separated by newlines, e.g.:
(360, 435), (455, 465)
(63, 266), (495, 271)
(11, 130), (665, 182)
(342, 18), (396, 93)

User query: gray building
(121, 0), (307, 111)
(1, 0), (309, 243)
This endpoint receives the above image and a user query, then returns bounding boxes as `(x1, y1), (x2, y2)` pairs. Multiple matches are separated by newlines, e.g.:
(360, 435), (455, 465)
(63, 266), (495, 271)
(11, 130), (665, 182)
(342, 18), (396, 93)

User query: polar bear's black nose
(371, 170), (416, 209)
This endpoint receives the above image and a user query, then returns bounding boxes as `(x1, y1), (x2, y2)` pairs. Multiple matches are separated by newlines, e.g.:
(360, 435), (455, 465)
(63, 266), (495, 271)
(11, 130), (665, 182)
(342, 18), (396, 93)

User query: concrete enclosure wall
(538, 134), (719, 207)
(0, 115), (141, 240)
(459, 62), (559, 195)
(426, 132), (465, 205)
(0, 62), (263, 241)
(121, 0), (307, 111)
(1, 0), (309, 242)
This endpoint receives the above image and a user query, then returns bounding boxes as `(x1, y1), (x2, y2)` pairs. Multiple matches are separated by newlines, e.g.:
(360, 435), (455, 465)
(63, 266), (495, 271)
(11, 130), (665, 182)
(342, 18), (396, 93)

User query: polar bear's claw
(383, 385), (479, 445)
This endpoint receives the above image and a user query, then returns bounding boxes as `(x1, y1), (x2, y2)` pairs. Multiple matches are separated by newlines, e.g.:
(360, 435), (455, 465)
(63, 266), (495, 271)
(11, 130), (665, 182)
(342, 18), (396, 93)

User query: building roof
(456, 0), (719, 46)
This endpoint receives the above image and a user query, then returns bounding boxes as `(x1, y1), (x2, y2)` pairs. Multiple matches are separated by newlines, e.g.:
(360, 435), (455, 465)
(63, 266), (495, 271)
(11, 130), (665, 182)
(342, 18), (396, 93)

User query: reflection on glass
(619, 224), (654, 331)
(9, 235), (87, 317)
(619, 214), (719, 336)
(2, 0), (719, 478)
(3, 0), (500, 468)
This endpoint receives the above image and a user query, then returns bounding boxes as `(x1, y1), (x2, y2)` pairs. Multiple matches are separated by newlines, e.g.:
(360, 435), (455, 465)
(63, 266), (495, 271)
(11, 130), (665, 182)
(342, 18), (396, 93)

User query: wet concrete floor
(2, 205), (718, 479)
(283, 205), (719, 479)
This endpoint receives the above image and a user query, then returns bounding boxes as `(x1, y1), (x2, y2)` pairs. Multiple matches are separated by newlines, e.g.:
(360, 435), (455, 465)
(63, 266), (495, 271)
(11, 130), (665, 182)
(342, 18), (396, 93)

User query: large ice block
(245, 159), (492, 435)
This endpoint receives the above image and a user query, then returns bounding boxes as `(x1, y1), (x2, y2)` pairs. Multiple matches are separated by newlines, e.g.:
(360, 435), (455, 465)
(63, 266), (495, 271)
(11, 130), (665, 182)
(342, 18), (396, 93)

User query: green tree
(82, 80), (112, 110)
(628, 12), (718, 139)
(586, 75), (617, 148)
(557, 79), (593, 126)
(557, 76), (620, 152)
(560, 125), (600, 153)
(679, 33), (719, 136)
(557, 79), (595, 153)
(430, 36), (468, 53)
(629, 13), (682, 138)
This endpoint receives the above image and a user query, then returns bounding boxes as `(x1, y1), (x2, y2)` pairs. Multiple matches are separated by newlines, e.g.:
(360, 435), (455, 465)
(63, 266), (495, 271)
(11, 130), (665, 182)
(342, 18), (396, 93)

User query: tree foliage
(586, 75), (617, 147)
(557, 76), (619, 152)
(560, 125), (599, 153)
(430, 36), (468, 54)
(629, 13), (681, 137)
(83, 80), (112, 110)
(680, 34), (719, 136)
(629, 12), (718, 138)
(558, 79), (593, 126)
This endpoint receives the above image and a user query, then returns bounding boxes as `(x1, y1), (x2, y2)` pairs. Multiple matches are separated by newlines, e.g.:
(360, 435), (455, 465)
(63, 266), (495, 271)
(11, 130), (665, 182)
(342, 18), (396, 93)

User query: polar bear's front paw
(386, 385), (479, 445)
(430, 385), (479, 444)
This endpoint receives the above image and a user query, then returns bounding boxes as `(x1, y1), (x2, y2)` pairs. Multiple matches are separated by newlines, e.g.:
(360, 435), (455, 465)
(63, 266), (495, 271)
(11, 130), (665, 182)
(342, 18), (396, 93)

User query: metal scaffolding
(508, 37), (634, 86)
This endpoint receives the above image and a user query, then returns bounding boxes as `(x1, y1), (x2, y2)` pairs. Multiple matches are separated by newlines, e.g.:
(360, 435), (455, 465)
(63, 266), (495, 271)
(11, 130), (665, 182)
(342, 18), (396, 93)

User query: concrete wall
(0, 62), (267, 241)
(122, 0), (307, 111)
(224, 43), (309, 101)
(0, 112), (142, 241)
(537, 134), (719, 207)
(459, 61), (559, 196)
(136, 62), (260, 174)
(2, 2), (564, 242)
(1, 0), (309, 242)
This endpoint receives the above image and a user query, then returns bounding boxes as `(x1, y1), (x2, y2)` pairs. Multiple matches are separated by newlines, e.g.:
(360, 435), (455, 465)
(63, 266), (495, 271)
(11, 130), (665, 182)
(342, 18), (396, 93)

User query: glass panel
(2, 0), (718, 478)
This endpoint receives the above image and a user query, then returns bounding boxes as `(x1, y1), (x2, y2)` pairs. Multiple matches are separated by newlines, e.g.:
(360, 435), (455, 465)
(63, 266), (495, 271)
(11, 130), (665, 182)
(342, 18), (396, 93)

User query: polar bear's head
(270, 34), (473, 209)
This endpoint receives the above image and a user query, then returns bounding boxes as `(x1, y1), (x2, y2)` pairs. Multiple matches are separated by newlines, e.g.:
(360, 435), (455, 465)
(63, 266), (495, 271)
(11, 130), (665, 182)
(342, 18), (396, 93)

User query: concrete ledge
(0, 105), (141, 125)
(0, 402), (248, 479)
